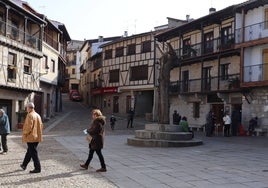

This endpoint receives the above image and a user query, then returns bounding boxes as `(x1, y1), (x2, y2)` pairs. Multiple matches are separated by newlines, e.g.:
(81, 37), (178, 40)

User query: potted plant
(16, 110), (27, 129)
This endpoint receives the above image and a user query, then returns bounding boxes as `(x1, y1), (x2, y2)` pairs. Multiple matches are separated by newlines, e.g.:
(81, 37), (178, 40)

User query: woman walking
(80, 109), (107, 172)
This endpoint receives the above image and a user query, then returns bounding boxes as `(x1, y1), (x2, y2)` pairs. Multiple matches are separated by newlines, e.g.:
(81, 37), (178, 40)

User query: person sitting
(179, 116), (194, 138)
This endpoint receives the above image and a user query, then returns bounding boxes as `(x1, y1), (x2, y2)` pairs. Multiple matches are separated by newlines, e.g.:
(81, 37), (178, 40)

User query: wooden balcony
(0, 20), (41, 52)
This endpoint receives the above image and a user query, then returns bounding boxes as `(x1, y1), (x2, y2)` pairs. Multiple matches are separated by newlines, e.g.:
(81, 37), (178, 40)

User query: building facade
(79, 36), (121, 107)
(0, 0), (45, 130)
(156, 0), (268, 132)
(97, 32), (160, 117)
(65, 40), (84, 93)
(0, 0), (70, 130)
(236, 0), (268, 130)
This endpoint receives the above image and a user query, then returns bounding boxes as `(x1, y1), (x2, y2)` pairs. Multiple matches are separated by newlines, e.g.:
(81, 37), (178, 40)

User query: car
(69, 89), (79, 99)
(70, 91), (82, 101)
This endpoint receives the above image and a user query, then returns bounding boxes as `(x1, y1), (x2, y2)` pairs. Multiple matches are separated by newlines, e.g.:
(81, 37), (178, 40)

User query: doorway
(113, 96), (119, 113)
(211, 104), (224, 134)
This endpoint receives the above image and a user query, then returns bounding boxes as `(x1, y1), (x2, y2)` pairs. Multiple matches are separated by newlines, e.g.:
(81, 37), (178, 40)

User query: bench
(254, 128), (268, 136)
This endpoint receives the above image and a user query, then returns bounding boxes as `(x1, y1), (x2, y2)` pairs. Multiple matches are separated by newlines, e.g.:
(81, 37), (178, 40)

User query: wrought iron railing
(43, 32), (59, 51)
(243, 63), (268, 82)
(174, 34), (235, 60)
(235, 21), (268, 43)
(169, 73), (240, 94)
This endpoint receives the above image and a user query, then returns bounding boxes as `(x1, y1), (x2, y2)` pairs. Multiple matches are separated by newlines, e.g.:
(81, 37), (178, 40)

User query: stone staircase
(127, 123), (203, 147)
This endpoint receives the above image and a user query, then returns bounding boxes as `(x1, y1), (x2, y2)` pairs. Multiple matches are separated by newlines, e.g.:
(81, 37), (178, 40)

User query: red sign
(91, 87), (118, 95)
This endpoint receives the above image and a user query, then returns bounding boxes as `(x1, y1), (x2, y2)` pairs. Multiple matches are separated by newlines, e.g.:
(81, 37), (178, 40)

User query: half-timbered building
(98, 32), (159, 117)
(0, 0), (45, 130)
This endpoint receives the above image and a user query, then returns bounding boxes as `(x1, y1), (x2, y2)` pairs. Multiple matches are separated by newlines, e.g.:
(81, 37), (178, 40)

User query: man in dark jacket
(127, 108), (135, 128)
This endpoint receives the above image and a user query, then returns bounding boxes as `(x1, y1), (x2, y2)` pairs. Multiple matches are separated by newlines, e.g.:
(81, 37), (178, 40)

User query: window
(51, 59), (55, 73)
(183, 38), (191, 56)
(7, 52), (16, 81)
(72, 68), (75, 74)
(193, 102), (200, 118)
(220, 64), (229, 80)
(141, 41), (151, 53)
(42, 55), (48, 69)
(24, 58), (32, 74)
(202, 67), (211, 91)
(204, 32), (213, 54)
(130, 65), (148, 81)
(115, 47), (124, 57)
(220, 27), (233, 49)
(109, 69), (119, 83)
(127, 44), (136, 55)
(182, 70), (189, 92)
(104, 49), (112, 59)
(221, 27), (232, 44)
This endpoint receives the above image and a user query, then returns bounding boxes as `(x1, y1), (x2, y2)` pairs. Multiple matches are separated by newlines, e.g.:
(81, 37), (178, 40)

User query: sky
(26, 0), (246, 40)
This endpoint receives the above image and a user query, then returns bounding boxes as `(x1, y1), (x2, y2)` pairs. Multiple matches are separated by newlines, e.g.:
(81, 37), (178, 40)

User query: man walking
(0, 109), (10, 155)
(20, 102), (43, 173)
(127, 108), (135, 128)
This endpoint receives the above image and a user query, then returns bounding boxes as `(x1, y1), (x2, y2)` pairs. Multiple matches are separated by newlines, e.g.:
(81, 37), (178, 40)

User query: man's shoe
(29, 169), (41, 173)
(96, 168), (107, 172)
(80, 164), (88, 170)
(20, 164), (26, 170)
(0, 152), (7, 155)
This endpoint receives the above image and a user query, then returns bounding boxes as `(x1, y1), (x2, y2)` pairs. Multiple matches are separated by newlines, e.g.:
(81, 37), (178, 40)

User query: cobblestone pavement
(1, 94), (268, 188)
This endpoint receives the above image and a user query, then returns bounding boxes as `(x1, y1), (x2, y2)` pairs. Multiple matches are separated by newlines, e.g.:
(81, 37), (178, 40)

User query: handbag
(86, 134), (92, 143)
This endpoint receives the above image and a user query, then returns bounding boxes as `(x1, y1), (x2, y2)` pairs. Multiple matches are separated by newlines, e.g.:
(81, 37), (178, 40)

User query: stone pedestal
(127, 123), (203, 147)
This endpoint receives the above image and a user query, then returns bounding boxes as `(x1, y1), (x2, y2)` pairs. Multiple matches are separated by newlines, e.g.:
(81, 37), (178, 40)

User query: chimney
(124, 31), (128, 37)
(209, 7), (216, 14)
(98, 36), (103, 42)
(186, 15), (190, 21)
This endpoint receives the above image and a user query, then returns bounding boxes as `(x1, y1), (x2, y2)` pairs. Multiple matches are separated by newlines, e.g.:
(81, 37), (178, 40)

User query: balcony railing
(0, 20), (41, 51)
(236, 21), (268, 43)
(174, 34), (235, 60)
(243, 63), (268, 82)
(169, 73), (240, 94)
(59, 43), (67, 59)
(43, 32), (59, 51)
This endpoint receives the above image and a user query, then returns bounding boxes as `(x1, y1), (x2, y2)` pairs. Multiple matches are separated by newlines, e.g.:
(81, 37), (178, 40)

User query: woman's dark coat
(87, 116), (105, 150)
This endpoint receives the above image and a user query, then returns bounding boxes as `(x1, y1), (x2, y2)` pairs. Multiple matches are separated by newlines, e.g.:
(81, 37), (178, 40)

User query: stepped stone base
(127, 123), (203, 147)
